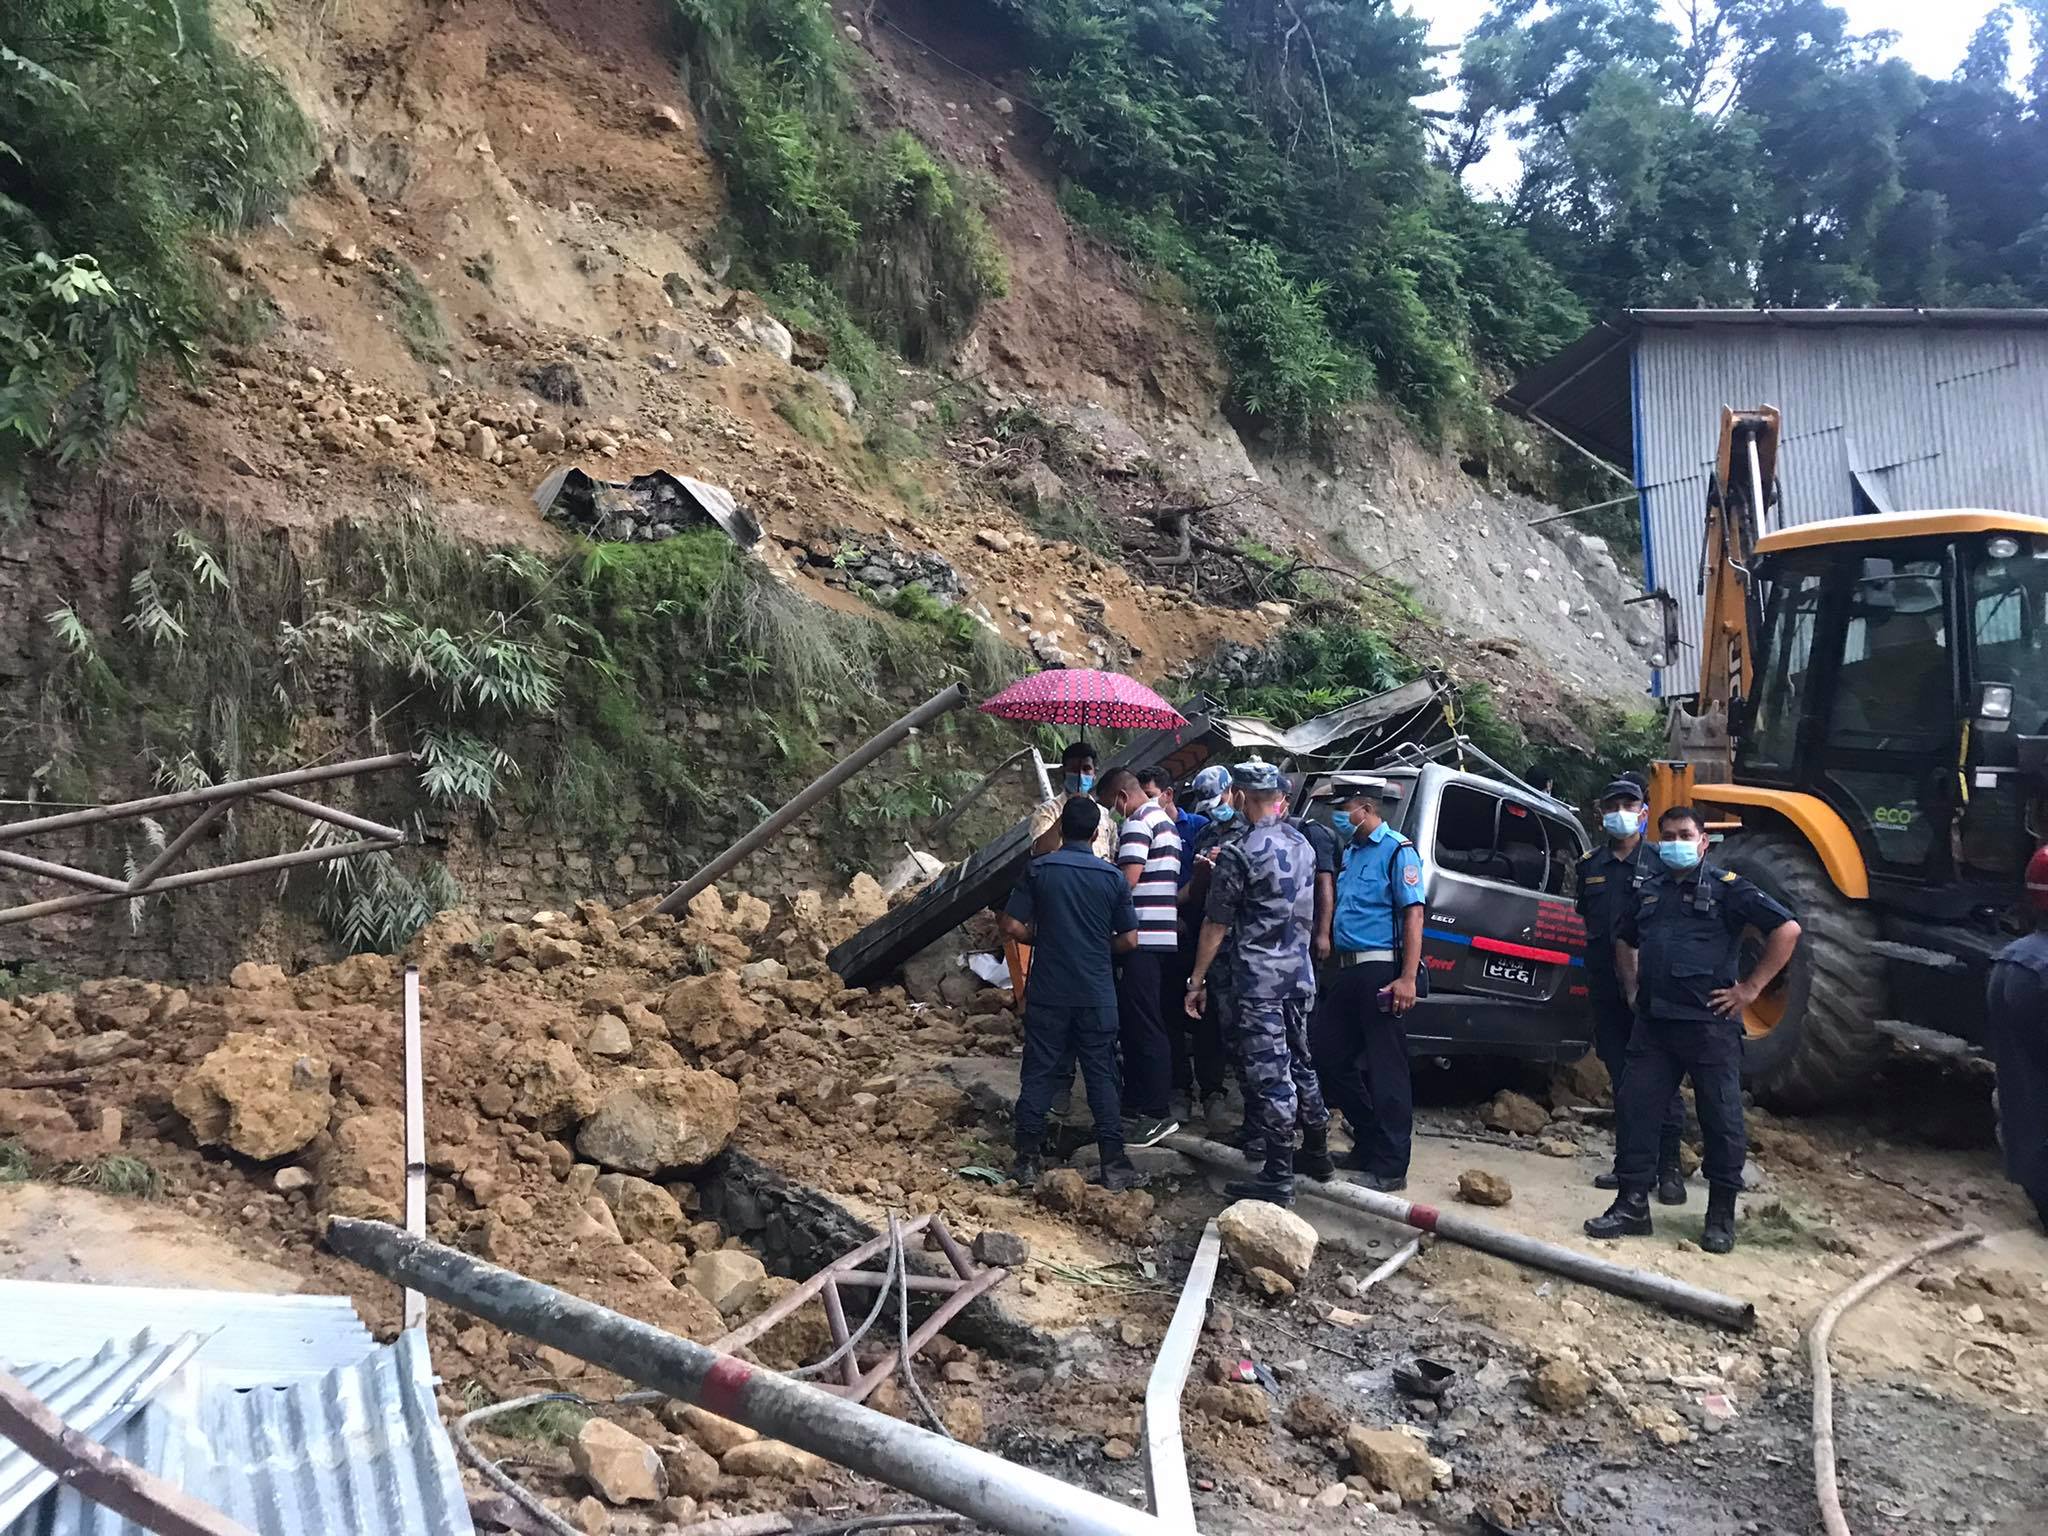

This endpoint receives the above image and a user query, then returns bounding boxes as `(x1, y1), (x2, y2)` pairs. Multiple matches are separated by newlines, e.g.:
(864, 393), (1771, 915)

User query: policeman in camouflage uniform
(1185, 760), (1329, 1206)
(1585, 805), (1801, 1255)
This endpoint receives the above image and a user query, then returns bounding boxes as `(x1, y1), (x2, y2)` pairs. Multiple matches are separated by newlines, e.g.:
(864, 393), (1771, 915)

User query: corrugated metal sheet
(0, 1282), (374, 1389)
(0, 1334), (206, 1528)
(1631, 318), (2048, 694)
(6, 1330), (473, 1536)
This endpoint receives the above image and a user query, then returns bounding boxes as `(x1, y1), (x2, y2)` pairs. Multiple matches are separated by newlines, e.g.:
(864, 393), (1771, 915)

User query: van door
(1411, 770), (1591, 1016)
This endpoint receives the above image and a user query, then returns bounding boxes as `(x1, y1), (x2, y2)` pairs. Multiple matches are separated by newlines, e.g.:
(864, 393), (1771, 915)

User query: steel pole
(652, 684), (970, 917)
(0, 838), (406, 927)
(326, 1220), (1168, 1536)
(0, 753), (416, 842)
(1164, 1135), (1756, 1331)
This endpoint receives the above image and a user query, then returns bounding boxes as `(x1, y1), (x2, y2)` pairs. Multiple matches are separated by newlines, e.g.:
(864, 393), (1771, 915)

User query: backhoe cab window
(1828, 556), (1951, 749)
(1433, 783), (1575, 895)
(1970, 537), (2048, 734)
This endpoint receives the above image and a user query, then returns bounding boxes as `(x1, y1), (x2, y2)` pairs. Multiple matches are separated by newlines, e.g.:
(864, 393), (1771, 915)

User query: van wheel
(1714, 832), (1888, 1111)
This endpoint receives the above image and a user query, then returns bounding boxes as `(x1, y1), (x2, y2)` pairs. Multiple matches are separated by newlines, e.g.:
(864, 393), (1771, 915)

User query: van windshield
(1969, 536), (2048, 734)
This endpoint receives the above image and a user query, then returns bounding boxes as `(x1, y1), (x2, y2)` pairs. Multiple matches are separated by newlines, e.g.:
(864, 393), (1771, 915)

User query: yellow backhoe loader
(1653, 408), (2048, 1107)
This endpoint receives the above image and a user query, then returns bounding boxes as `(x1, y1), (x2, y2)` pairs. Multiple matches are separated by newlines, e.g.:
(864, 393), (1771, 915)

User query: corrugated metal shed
(0, 1335), (206, 1528)
(1500, 309), (2048, 695)
(0, 1282), (374, 1390)
(3, 1329), (473, 1536)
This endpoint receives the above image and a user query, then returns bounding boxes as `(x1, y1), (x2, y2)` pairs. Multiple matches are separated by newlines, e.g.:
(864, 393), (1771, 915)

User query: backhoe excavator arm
(1696, 405), (1781, 718)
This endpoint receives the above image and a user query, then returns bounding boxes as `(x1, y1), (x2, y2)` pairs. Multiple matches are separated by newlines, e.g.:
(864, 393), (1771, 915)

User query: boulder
(661, 1439), (721, 1500)
(593, 1173), (683, 1244)
(1192, 1383), (1269, 1425)
(1346, 1426), (1436, 1502)
(1480, 1090), (1549, 1136)
(229, 961), (288, 991)
(686, 1247), (767, 1314)
(1006, 462), (1069, 516)
(504, 1039), (601, 1132)
(670, 1405), (757, 1457)
(1217, 1198), (1319, 1283)
(1036, 1167), (1088, 1212)
(730, 893), (773, 937)
(585, 1015), (634, 1059)
(576, 1068), (739, 1174)
(743, 1276), (834, 1369)
(571, 1418), (666, 1505)
(738, 959), (788, 987)
(660, 972), (768, 1053)
(685, 886), (729, 930)
(529, 933), (585, 971)
(972, 1231), (1030, 1268)
(318, 1108), (405, 1211)
(1456, 1169), (1514, 1207)
(1529, 1358), (1591, 1413)
(721, 1439), (823, 1481)
(172, 1033), (332, 1160)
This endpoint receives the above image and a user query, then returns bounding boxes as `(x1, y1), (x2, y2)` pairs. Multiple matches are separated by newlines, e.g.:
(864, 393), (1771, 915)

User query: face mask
(1331, 810), (1355, 841)
(1602, 809), (1640, 839)
(1064, 772), (1095, 795)
(1658, 839), (1702, 871)
(1209, 804), (1236, 824)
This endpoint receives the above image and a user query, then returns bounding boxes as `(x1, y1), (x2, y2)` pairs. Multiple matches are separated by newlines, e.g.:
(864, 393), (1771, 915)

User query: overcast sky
(1405, 0), (2027, 191)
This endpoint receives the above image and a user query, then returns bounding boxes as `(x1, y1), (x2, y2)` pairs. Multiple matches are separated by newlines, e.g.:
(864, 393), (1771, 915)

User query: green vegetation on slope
(0, 0), (310, 487)
(671, 0), (1006, 393)
(29, 510), (1027, 952)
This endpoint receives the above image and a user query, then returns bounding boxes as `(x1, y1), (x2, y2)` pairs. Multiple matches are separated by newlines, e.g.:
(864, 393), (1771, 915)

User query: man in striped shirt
(1102, 768), (1181, 1147)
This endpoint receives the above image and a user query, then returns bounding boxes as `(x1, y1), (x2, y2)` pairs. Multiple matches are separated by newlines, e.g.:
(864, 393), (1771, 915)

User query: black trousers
(1115, 949), (1172, 1119)
(1016, 1003), (1124, 1160)
(1166, 942), (1227, 1098)
(1309, 959), (1411, 1178)
(1591, 983), (1685, 1174)
(1616, 1015), (1745, 1192)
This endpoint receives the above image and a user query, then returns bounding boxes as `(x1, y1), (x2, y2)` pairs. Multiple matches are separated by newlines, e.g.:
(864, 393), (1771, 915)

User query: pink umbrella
(979, 669), (1187, 732)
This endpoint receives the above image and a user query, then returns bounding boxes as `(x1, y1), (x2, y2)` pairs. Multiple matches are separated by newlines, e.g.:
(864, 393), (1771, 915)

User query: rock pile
(794, 528), (964, 608)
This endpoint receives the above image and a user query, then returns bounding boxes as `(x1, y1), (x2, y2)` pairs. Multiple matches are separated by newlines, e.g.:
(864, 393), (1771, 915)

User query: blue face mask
(1064, 772), (1095, 795)
(1331, 810), (1355, 841)
(1209, 804), (1236, 824)
(1602, 809), (1644, 839)
(1658, 839), (1702, 871)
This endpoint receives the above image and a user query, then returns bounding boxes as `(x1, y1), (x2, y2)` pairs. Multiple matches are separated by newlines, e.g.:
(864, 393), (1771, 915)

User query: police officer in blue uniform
(1586, 806), (1801, 1254)
(1309, 774), (1425, 1192)
(999, 796), (1147, 1191)
(1986, 845), (2048, 1232)
(1184, 761), (1330, 1206)
(1577, 777), (1686, 1203)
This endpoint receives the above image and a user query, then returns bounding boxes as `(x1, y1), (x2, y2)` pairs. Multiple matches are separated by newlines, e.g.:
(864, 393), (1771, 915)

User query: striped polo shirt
(1117, 800), (1182, 952)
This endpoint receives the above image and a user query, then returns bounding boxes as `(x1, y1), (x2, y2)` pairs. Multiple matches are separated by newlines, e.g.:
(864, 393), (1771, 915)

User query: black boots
(1293, 1124), (1336, 1182)
(1225, 1146), (1296, 1207)
(1094, 1157), (1150, 1192)
(1585, 1189), (1654, 1239)
(1593, 1169), (1621, 1190)
(1702, 1185), (1738, 1254)
(1010, 1140), (1044, 1186)
(1657, 1168), (1688, 1207)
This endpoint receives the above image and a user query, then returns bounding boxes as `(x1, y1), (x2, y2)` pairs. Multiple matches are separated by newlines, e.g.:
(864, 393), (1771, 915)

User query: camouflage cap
(1230, 759), (1283, 792)
(1188, 764), (1232, 806)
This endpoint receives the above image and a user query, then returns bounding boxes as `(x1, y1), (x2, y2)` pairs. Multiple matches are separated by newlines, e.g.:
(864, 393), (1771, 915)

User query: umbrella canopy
(979, 669), (1187, 732)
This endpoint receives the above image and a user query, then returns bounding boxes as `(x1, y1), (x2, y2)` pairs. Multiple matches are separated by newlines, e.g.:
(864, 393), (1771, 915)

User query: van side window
(1433, 784), (1549, 893)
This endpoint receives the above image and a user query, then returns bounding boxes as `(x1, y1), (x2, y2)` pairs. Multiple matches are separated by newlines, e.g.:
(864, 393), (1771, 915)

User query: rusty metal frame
(0, 754), (416, 927)
(710, 1214), (1006, 1402)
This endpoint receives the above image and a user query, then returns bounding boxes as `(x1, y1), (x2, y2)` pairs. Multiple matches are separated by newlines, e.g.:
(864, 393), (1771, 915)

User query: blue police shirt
(1173, 809), (1210, 886)
(1332, 824), (1425, 953)
(1004, 842), (1138, 1010)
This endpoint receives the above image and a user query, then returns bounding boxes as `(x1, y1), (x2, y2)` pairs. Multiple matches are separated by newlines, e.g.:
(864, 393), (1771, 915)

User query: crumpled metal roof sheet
(0, 1281), (374, 1389)
(0, 1333), (206, 1528)
(5, 1328), (474, 1536)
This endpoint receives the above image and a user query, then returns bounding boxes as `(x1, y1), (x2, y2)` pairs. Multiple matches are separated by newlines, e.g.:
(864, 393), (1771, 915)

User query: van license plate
(1482, 957), (1538, 988)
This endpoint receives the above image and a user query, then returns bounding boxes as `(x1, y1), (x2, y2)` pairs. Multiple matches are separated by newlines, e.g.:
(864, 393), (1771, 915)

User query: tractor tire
(1714, 832), (1889, 1112)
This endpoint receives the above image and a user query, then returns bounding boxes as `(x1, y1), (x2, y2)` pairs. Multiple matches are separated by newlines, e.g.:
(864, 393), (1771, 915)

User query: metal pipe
(0, 753), (415, 842)
(653, 684), (970, 918)
(1142, 1220), (1219, 1529)
(258, 789), (408, 843)
(1525, 492), (1638, 528)
(1164, 1136), (1756, 1331)
(0, 838), (406, 926)
(1358, 1237), (1422, 1292)
(402, 966), (428, 1333)
(0, 849), (132, 894)
(326, 1219), (1169, 1536)
(125, 800), (230, 891)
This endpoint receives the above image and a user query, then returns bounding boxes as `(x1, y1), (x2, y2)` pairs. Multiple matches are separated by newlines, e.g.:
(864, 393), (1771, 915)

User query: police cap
(1599, 777), (1647, 806)
(1315, 772), (1396, 805)
(1230, 759), (1283, 792)
(1188, 764), (1232, 809)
